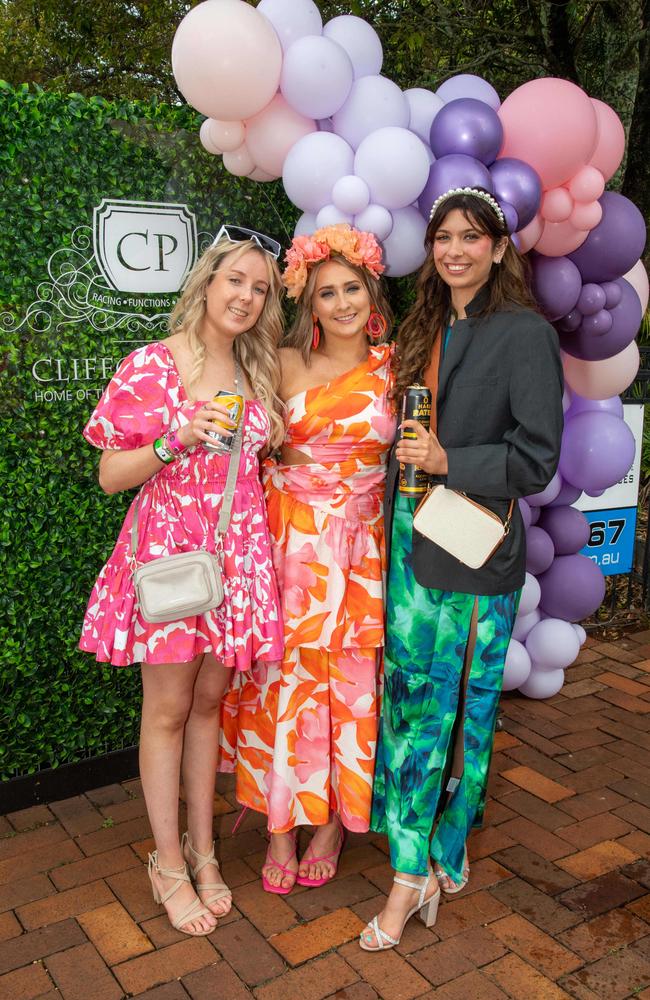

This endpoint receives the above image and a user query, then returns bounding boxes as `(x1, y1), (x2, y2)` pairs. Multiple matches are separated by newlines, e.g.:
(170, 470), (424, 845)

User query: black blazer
(385, 294), (564, 596)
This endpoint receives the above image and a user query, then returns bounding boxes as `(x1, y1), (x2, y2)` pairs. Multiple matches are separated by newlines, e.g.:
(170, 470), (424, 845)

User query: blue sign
(580, 506), (637, 576)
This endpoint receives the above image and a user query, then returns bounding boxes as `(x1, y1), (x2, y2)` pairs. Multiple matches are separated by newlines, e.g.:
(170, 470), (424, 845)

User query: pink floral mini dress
(79, 341), (284, 669)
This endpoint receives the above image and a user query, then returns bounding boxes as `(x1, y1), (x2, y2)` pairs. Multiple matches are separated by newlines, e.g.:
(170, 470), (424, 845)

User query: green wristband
(153, 436), (174, 464)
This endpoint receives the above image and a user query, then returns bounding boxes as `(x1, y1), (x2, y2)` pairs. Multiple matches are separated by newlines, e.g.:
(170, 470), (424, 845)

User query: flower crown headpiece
(429, 187), (506, 227)
(283, 223), (385, 300)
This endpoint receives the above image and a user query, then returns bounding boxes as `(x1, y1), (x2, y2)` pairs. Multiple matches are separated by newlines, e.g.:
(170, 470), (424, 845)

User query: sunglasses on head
(211, 224), (281, 260)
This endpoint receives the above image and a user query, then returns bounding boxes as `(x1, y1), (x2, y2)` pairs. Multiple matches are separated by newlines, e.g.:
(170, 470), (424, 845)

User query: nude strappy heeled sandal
(147, 851), (215, 936)
(181, 832), (232, 915)
(359, 871), (440, 951)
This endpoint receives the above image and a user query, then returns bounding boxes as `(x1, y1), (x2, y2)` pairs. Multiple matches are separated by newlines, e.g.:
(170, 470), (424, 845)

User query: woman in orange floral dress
(219, 225), (396, 892)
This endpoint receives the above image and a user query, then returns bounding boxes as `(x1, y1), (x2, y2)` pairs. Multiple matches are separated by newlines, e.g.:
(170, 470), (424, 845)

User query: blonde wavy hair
(282, 253), (393, 365)
(169, 239), (285, 448)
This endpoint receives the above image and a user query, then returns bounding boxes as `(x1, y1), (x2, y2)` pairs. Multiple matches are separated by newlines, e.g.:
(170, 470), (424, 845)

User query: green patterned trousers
(371, 492), (520, 882)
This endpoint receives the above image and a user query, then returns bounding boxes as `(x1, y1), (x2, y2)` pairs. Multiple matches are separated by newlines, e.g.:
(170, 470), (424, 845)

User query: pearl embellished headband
(429, 187), (506, 227)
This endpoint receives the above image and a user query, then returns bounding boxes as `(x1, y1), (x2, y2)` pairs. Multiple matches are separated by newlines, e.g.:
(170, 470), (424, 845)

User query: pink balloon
(534, 219), (589, 257)
(172, 0), (282, 121)
(248, 167), (278, 182)
(223, 142), (255, 177)
(569, 165), (605, 203)
(517, 213), (543, 252)
(590, 99), (626, 182)
(542, 187), (573, 223)
(623, 260), (649, 313)
(207, 119), (245, 153)
(246, 94), (316, 177)
(199, 119), (223, 155)
(569, 200), (602, 231)
(561, 341), (640, 399)
(499, 78), (598, 188)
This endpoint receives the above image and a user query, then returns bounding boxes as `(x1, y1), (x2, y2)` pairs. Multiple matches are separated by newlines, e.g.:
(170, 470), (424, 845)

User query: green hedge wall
(0, 83), (300, 780)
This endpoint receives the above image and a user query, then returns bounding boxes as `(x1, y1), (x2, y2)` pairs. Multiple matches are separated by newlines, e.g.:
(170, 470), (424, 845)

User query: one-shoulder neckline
(283, 342), (392, 407)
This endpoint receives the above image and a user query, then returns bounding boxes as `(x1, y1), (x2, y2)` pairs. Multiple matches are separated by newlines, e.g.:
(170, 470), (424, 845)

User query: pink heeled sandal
(296, 817), (345, 888)
(262, 831), (298, 896)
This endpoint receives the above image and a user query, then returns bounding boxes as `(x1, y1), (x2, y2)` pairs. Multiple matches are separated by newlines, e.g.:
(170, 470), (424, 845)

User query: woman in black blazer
(361, 187), (563, 951)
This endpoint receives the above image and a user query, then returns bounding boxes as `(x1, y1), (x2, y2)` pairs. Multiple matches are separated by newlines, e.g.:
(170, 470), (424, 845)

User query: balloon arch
(172, 0), (648, 699)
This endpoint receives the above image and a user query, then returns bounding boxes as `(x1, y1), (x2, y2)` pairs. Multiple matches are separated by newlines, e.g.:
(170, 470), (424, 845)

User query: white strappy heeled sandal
(359, 871), (440, 951)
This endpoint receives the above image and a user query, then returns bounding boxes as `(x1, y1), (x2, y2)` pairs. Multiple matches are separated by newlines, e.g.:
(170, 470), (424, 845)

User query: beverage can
(204, 391), (244, 453)
(399, 385), (432, 495)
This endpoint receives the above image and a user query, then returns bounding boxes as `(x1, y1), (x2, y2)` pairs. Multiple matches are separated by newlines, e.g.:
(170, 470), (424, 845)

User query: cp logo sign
(93, 199), (198, 294)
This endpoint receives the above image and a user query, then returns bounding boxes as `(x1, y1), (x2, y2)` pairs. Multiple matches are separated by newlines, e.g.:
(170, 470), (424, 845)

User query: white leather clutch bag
(412, 485), (515, 569)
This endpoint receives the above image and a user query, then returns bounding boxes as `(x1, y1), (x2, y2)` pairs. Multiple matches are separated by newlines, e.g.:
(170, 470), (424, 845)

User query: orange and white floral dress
(219, 343), (396, 832)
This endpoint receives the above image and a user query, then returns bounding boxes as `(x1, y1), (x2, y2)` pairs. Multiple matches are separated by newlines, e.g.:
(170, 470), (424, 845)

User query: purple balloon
(577, 283), (606, 316)
(559, 411), (636, 493)
(578, 308), (613, 337)
(531, 254), (582, 322)
(526, 470), (562, 508)
(529, 506), (540, 525)
(510, 232), (522, 251)
(490, 157), (542, 229)
(538, 554), (606, 621)
(436, 74), (500, 111)
(566, 393), (624, 420)
(561, 278), (642, 361)
(430, 98), (503, 165)
(419, 154), (493, 220)
(568, 192), (647, 283)
(602, 280), (622, 309)
(558, 309), (583, 333)
(548, 478), (582, 507)
(538, 505), (591, 555)
(526, 526), (555, 575)
(501, 201), (518, 234)
(519, 498), (532, 530)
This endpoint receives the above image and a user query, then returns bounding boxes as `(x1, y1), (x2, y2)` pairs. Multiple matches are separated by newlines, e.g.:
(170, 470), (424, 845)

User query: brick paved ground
(3, 631), (650, 999)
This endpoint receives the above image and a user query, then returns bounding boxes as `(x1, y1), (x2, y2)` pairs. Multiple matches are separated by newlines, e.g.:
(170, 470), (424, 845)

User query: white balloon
(323, 15), (383, 78)
(354, 204), (393, 242)
(405, 88), (444, 145)
(332, 175), (371, 215)
(257, 0), (323, 52)
(381, 206), (427, 277)
(294, 212), (318, 237)
(316, 205), (354, 228)
(355, 127), (430, 210)
(283, 131), (354, 213)
(502, 639), (532, 692)
(281, 36), (353, 119)
(332, 76), (409, 150)
(518, 573), (541, 617)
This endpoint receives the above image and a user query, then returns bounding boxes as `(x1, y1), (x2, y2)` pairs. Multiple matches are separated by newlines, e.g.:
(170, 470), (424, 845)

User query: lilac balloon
(332, 174), (370, 214)
(317, 117), (334, 132)
(577, 283), (607, 316)
(293, 211), (318, 237)
(562, 388), (573, 413)
(561, 278), (642, 361)
(257, 0), (323, 53)
(538, 505), (591, 555)
(526, 470), (562, 508)
(559, 411), (635, 493)
(316, 204), (353, 227)
(526, 526), (555, 575)
(548, 478), (582, 507)
(518, 498), (532, 530)
(518, 572), (541, 616)
(281, 36), (353, 119)
(558, 309), (582, 333)
(430, 98), (503, 165)
(526, 619), (581, 671)
(419, 154), (493, 220)
(518, 667), (565, 699)
(538, 554), (606, 621)
(436, 74), (500, 111)
(568, 192), (647, 283)
(573, 624), (587, 646)
(602, 280), (623, 309)
(354, 203), (393, 241)
(501, 201), (519, 234)
(332, 75), (408, 150)
(531, 255), (582, 322)
(490, 157), (542, 229)
(323, 15), (383, 79)
(381, 206), (428, 277)
(283, 131), (354, 212)
(566, 393), (624, 419)
(354, 127), (431, 209)
(503, 639), (532, 691)
(512, 608), (541, 643)
(405, 87), (444, 144)
(529, 506), (540, 525)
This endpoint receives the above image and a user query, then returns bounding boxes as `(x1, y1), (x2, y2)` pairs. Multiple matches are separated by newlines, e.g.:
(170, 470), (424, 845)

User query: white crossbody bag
(413, 485), (515, 570)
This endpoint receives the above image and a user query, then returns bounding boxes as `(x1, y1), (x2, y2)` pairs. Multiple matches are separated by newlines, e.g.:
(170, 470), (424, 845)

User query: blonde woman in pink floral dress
(220, 225), (396, 894)
(80, 228), (285, 936)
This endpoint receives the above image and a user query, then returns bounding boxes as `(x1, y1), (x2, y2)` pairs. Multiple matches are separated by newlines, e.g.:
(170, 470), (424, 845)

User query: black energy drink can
(399, 385), (432, 495)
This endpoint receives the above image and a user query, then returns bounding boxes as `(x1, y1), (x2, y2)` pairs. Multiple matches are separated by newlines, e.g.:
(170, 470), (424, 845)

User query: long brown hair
(392, 189), (537, 408)
(282, 253), (393, 365)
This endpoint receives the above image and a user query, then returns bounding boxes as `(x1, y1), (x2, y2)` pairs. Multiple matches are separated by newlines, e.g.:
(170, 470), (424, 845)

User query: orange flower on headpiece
(282, 223), (385, 300)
